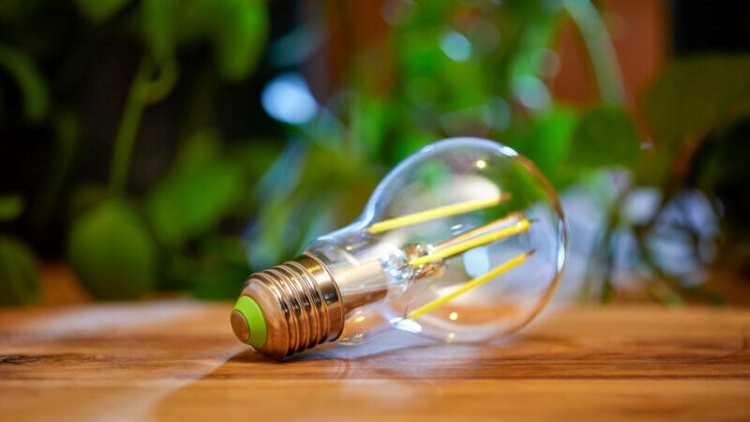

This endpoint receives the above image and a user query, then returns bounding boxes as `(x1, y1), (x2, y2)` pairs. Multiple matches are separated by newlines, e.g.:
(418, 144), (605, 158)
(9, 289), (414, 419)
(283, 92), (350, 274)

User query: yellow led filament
(407, 251), (531, 319)
(367, 195), (509, 234)
(366, 195), (532, 319)
(408, 219), (529, 267)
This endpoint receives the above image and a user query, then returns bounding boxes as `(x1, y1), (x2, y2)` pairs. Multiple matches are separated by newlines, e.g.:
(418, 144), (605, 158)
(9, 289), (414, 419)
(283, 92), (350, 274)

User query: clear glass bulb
(231, 137), (567, 360)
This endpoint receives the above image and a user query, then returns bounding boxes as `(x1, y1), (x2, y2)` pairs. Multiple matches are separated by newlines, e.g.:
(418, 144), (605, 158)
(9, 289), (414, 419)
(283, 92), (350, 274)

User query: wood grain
(1, 300), (749, 421)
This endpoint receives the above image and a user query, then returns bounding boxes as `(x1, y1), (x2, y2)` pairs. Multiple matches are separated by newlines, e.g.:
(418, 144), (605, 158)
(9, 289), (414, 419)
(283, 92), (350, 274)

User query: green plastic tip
(231, 295), (267, 348)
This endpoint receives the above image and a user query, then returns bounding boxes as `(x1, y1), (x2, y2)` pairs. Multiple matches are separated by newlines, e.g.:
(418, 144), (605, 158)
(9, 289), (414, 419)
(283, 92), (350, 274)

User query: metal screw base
(234, 255), (344, 360)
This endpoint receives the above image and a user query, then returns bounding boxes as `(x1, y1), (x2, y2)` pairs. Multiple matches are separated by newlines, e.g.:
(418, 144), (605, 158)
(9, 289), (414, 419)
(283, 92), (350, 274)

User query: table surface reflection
(1, 299), (749, 421)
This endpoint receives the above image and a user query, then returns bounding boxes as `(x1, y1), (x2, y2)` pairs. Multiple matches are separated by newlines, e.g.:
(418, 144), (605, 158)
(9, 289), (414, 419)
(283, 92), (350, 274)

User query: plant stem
(578, 179), (630, 303)
(109, 57), (153, 196)
(563, 0), (626, 105)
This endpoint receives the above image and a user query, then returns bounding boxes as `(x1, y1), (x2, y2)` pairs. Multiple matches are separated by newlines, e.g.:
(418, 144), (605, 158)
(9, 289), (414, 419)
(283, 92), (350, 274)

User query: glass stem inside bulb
(408, 214), (530, 267)
(311, 196), (535, 339)
(361, 209), (534, 319)
(406, 249), (534, 319)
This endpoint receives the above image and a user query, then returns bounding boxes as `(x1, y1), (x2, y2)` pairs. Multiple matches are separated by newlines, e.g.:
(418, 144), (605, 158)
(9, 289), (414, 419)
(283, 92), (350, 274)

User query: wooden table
(1, 300), (749, 421)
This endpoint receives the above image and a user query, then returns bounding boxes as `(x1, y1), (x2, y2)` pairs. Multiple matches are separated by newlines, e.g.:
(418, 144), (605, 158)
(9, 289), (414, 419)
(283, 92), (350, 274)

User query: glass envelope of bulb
(303, 137), (567, 345)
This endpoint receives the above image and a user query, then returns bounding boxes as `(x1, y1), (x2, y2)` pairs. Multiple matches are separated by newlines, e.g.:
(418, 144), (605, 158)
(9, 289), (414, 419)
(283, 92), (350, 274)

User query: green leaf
(171, 128), (223, 173)
(631, 148), (672, 187)
(350, 96), (388, 158)
(0, 44), (50, 122)
(155, 248), (195, 291)
(141, 59), (179, 104)
(247, 143), (380, 269)
(67, 199), (157, 300)
(568, 104), (640, 168)
(172, 0), (215, 46)
(212, 0), (269, 81)
(521, 107), (579, 181)
(0, 235), (40, 306)
(69, 183), (109, 219)
(27, 110), (82, 228)
(146, 161), (244, 248)
(142, 0), (180, 62)
(645, 54), (750, 152)
(75, 0), (133, 24)
(152, 0), (269, 81)
(247, 197), (295, 269)
(190, 235), (250, 299)
(191, 261), (249, 300)
(0, 194), (23, 222)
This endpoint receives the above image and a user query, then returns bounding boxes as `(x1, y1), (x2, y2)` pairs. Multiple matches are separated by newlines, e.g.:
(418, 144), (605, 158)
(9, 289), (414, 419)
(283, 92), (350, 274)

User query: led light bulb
(231, 137), (567, 360)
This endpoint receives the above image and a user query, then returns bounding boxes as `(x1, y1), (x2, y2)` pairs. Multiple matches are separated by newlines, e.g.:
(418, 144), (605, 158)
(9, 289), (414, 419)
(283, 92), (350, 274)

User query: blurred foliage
(249, 0), (642, 284)
(248, 0), (614, 269)
(249, 1), (750, 304)
(0, 195), (39, 305)
(67, 198), (157, 299)
(632, 54), (750, 302)
(0, 0), (272, 303)
(0, 0), (748, 305)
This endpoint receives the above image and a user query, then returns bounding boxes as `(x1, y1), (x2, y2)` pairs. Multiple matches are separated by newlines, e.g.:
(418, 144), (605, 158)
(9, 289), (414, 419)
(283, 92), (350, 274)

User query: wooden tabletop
(1, 299), (749, 421)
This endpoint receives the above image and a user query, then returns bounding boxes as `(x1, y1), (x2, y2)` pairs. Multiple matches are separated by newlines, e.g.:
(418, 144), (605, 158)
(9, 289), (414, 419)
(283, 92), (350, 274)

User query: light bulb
(231, 137), (567, 360)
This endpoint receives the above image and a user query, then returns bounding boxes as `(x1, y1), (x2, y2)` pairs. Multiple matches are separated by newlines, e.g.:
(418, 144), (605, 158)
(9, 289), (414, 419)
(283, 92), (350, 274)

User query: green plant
(629, 55), (750, 302)
(1, 0), (274, 302)
(1, 0), (748, 305)
(248, 1), (750, 304)
(0, 195), (39, 305)
(247, 1), (642, 281)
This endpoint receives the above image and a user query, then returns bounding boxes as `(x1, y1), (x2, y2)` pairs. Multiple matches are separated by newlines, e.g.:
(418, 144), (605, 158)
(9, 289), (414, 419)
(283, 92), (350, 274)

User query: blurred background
(1, 0), (749, 306)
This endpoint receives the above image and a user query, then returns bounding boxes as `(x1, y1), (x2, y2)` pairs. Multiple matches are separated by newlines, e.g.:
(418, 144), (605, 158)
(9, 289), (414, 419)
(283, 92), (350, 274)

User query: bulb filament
(367, 196), (534, 319)
(406, 250), (534, 319)
(367, 194), (510, 234)
(408, 218), (530, 267)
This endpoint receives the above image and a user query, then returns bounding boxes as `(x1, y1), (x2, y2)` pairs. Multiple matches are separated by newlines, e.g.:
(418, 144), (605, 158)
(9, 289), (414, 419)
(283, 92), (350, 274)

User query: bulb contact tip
(231, 295), (267, 348)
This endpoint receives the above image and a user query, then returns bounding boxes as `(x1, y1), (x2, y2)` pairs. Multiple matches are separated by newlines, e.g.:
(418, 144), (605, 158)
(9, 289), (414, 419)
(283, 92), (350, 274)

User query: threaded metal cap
(230, 255), (344, 360)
